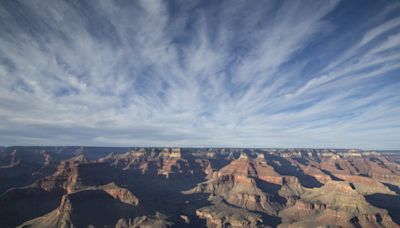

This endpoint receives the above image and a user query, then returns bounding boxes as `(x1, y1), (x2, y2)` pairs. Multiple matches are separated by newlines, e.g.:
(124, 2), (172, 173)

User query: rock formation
(0, 147), (398, 227)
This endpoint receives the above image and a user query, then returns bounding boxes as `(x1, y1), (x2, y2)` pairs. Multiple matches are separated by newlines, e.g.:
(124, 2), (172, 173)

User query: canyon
(0, 146), (399, 227)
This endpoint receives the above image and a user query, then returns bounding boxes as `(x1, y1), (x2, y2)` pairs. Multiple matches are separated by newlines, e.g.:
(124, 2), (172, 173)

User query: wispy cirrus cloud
(0, 0), (399, 149)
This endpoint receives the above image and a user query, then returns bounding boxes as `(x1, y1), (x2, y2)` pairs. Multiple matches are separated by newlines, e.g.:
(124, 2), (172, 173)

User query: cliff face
(0, 147), (399, 227)
(98, 148), (210, 179)
(195, 198), (263, 228)
(115, 213), (172, 228)
(186, 154), (288, 217)
(18, 187), (141, 228)
(101, 182), (139, 205)
(279, 180), (398, 227)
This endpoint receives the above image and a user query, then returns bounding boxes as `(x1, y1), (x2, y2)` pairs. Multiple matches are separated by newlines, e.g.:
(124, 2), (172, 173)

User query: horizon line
(2, 145), (399, 151)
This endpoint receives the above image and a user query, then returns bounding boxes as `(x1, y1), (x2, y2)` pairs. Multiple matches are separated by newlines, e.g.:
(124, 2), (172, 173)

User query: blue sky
(0, 0), (399, 149)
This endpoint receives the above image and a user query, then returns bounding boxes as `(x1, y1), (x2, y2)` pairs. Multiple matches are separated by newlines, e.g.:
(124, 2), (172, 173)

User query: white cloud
(0, 0), (399, 149)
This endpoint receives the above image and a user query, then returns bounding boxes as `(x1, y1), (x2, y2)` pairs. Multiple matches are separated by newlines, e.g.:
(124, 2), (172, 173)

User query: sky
(0, 0), (399, 149)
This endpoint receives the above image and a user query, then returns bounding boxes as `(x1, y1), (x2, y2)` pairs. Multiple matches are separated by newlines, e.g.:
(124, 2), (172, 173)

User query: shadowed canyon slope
(0, 147), (399, 228)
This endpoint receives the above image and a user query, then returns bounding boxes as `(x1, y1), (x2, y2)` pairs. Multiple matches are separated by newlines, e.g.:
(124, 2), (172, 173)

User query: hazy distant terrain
(0, 146), (399, 227)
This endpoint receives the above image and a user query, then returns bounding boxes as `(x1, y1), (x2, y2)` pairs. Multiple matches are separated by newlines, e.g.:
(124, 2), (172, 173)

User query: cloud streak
(0, 0), (399, 149)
